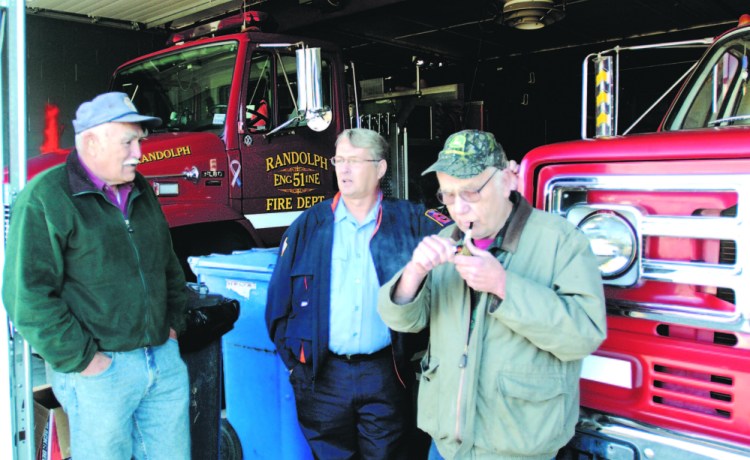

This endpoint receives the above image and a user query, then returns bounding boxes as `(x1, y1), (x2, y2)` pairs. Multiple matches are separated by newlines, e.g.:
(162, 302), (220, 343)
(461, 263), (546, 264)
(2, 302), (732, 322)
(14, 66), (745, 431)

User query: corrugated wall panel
(26, 0), (235, 27)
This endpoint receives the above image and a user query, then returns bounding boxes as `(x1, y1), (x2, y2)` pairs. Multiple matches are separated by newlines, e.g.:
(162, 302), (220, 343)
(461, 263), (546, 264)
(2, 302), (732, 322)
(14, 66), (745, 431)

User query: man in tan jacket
(378, 130), (606, 460)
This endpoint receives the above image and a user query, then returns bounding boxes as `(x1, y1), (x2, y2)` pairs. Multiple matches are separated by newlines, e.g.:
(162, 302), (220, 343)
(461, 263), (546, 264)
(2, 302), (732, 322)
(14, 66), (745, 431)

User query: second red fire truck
(522, 14), (750, 460)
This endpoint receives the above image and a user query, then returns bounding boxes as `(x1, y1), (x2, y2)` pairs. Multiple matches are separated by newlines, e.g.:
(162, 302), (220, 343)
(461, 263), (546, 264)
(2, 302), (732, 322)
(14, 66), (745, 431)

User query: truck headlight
(578, 210), (637, 279)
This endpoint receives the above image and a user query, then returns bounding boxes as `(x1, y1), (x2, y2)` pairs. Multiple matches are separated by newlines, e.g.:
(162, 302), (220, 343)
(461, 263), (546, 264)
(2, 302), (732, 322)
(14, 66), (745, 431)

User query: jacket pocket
(289, 360), (313, 389)
(417, 356), (441, 437)
(285, 270), (314, 364)
(479, 371), (568, 455)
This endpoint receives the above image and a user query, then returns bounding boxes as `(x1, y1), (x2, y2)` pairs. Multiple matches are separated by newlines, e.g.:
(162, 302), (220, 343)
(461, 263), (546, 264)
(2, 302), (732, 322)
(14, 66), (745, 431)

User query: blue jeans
(48, 339), (190, 460)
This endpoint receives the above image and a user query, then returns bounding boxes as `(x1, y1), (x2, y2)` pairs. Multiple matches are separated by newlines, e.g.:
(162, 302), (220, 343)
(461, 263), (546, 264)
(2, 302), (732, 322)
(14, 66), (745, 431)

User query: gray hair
(335, 128), (388, 161)
(73, 123), (108, 152)
(74, 133), (85, 152)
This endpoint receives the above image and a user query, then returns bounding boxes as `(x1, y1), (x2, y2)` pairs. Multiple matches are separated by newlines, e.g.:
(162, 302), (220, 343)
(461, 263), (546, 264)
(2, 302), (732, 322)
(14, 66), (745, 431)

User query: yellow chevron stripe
(596, 112), (610, 127)
(595, 70), (610, 85)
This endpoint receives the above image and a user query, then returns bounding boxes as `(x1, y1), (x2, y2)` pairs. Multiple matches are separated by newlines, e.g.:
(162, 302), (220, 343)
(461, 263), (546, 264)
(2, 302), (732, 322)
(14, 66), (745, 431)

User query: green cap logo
(422, 130), (508, 178)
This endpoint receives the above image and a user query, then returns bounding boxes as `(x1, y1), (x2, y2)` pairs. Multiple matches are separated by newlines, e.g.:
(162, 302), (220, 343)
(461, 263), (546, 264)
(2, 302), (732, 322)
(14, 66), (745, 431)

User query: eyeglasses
(436, 169), (499, 205)
(330, 156), (382, 166)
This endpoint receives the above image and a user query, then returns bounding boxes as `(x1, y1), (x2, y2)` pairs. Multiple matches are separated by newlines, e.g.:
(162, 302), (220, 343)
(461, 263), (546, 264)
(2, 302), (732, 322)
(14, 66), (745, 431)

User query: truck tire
(220, 418), (242, 460)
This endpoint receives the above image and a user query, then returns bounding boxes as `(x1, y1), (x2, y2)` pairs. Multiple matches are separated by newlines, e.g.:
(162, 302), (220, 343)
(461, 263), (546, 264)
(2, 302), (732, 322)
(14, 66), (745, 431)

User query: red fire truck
(28, 12), (343, 274)
(1, 11), (344, 459)
(521, 14), (750, 460)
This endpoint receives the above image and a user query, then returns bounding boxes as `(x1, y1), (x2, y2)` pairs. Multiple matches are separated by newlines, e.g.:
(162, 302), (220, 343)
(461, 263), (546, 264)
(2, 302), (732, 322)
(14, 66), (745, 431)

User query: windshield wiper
(708, 114), (750, 126)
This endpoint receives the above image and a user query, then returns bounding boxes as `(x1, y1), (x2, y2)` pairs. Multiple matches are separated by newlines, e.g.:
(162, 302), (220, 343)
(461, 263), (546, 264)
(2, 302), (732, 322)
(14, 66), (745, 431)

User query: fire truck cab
(522, 14), (750, 460)
(27, 12), (344, 274)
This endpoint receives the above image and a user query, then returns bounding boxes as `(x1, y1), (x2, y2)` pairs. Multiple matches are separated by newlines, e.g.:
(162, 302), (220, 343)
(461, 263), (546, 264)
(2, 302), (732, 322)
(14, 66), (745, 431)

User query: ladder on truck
(1, 1), (32, 460)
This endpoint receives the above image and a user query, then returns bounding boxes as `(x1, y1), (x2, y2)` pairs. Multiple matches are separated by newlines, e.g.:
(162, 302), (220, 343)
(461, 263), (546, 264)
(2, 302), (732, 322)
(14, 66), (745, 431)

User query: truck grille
(717, 205), (738, 304)
(652, 363), (733, 418)
(545, 173), (749, 334)
(4, 204), (9, 242)
(542, 168), (750, 446)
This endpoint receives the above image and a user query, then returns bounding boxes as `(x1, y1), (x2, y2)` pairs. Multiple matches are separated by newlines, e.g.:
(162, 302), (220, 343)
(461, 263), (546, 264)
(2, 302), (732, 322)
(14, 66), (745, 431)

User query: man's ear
(80, 131), (97, 157)
(501, 167), (518, 196)
(377, 159), (387, 180)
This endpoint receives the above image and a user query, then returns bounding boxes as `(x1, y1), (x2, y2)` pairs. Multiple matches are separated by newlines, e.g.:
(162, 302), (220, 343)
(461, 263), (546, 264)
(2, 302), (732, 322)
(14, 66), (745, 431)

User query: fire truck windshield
(665, 30), (750, 131)
(111, 41), (239, 134)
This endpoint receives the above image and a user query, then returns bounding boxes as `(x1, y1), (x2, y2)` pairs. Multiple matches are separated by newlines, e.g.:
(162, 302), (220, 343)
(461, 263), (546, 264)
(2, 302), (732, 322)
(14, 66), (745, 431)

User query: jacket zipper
(75, 187), (152, 342)
(454, 295), (474, 442)
(124, 216), (151, 343)
(121, 184), (152, 345)
(126, 190), (151, 344)
(391, 346), (406, 388)
(455, 343), (469, 441)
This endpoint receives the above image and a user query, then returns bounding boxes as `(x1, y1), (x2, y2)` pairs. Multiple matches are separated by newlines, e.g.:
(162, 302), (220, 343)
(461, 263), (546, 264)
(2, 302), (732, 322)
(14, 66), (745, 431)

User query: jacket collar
(500, 191), (532, 253)
(449, 191), (532, 254)
(66, 150), (101, 195)
(330, 191), (384, 238)
(66, 150), (145, 196)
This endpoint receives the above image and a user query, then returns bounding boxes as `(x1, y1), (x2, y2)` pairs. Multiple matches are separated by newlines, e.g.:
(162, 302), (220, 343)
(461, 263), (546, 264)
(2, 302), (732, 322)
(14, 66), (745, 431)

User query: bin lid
(189, 248), (279, 277)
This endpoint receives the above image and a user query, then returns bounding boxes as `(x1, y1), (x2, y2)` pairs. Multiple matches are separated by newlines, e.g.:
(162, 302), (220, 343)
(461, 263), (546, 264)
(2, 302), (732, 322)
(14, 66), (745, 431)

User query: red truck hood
(521, 127), (750, 195)
(525, 127), (750, 164)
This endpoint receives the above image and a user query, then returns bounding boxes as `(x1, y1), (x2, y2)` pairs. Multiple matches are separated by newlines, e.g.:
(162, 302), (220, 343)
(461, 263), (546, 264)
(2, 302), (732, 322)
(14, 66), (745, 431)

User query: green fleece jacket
(378, 193), (606, 460)
(3, 151), (187, 373)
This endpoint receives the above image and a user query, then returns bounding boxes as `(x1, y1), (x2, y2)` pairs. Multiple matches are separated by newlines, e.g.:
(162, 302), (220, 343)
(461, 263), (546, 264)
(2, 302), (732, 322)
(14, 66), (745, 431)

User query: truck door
(236, 47), (336, 246)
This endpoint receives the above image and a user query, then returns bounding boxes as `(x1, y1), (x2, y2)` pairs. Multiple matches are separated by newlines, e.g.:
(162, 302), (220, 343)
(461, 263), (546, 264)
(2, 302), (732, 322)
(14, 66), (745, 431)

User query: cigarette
(458, 223), (473, 255)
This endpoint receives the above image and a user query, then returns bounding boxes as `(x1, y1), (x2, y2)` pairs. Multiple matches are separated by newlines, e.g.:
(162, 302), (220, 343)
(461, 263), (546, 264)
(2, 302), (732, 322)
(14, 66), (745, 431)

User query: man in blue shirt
(266, 128), (450, 459)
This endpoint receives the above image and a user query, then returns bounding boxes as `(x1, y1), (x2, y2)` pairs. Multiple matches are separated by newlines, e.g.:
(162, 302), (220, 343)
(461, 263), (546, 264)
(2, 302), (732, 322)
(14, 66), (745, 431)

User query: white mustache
(123, 159), (139, 167)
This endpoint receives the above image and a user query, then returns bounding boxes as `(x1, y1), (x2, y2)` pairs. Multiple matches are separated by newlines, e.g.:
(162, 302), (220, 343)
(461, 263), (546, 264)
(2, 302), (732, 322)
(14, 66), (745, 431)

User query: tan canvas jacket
(379, 194), (607, 460)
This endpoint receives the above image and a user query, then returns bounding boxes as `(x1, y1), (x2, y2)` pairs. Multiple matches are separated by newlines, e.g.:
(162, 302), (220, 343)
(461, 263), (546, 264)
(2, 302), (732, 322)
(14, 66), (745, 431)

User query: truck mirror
(296, 47), (332, 132)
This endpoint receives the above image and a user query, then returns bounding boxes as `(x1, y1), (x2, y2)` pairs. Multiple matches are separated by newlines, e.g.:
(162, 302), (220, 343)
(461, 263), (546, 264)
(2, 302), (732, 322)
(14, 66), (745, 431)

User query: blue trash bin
(189, 248), (312, 460)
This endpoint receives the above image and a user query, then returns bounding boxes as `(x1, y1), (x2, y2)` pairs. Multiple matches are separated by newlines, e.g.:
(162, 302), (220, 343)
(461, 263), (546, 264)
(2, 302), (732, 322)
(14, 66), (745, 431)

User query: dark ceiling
(31, 1), (750, 82)
(26, 0), (750, 158)
(222, 0), (750, 80)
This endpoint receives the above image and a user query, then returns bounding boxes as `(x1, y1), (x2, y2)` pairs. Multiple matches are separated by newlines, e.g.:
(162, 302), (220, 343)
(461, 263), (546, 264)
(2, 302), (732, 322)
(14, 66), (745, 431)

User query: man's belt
(330, 347), (390, 362)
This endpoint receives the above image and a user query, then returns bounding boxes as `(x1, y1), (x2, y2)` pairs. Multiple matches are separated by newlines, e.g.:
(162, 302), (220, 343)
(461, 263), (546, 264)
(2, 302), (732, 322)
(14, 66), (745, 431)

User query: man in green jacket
(3, 92), (189, 460)
(378, 130), (607, 460)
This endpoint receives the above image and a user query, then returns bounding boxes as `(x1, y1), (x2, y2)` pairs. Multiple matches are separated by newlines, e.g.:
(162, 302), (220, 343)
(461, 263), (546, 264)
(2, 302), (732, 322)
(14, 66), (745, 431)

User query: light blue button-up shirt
(328, 197), (391, 355)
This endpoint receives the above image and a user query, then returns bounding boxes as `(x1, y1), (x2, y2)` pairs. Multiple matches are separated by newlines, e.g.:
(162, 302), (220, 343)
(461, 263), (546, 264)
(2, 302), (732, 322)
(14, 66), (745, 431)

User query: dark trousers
(290, 351), (411, 460)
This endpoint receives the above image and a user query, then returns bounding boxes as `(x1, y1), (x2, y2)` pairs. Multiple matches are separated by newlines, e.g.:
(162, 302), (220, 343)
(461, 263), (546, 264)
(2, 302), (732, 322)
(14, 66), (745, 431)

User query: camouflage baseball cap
(422, 129), (508, 178)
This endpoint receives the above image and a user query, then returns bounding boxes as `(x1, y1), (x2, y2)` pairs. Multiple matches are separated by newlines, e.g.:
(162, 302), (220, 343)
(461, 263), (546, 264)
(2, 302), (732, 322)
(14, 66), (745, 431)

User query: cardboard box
(33, 385), (71, 460)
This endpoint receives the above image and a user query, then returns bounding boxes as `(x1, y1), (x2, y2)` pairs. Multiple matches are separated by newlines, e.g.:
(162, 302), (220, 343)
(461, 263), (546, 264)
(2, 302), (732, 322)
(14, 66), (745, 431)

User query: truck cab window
(666, 34), (750, 130)
(276, 54), (331, 129)
(245, 51), (332, 132)
(112, 41), (238, 135)
(246, 52), (273, 132)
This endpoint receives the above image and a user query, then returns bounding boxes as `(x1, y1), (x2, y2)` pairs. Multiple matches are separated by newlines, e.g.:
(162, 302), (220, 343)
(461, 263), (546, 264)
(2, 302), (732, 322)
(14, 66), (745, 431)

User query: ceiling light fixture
(501, 0), (565, 30)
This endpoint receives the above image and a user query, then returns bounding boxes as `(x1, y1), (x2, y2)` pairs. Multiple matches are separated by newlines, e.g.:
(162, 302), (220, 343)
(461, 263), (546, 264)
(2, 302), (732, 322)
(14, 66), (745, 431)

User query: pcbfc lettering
(265, 151), (330, 171)
(274, 174), (293, 186)
(297, 195), (325, 209)
(140, 145), (191, 164)
(292, 172), (321, 187)
(175, 146), (192, 156)
(266, 197), (292, 211)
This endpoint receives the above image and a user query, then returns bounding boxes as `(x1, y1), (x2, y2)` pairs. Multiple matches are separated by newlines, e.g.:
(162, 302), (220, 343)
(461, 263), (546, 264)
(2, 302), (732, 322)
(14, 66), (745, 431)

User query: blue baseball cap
(72, 92), (161, 134)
